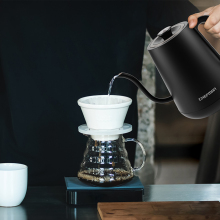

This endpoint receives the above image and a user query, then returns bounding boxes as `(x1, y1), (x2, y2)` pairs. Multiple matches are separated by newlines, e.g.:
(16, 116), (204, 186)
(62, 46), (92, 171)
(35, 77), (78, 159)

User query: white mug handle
(124, 138), (147, 172)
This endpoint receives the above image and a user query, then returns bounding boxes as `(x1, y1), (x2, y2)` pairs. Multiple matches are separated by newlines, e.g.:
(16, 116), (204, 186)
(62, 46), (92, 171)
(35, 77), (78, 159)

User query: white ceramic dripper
(78, 95), (132, 130)
(77, 95), (132, 140)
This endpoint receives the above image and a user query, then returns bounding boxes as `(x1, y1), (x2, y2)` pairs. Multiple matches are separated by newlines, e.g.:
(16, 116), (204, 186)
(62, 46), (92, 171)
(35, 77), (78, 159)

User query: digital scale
(65, 176), (144, 205)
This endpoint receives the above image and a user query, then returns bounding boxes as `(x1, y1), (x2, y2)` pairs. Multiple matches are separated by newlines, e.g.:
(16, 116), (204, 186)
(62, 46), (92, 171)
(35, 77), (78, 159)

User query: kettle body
(116, 16), (220, 119)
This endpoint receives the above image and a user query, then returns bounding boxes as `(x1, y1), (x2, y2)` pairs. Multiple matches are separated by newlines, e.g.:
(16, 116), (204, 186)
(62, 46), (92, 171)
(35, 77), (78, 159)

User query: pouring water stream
(107, 74), (120, 104)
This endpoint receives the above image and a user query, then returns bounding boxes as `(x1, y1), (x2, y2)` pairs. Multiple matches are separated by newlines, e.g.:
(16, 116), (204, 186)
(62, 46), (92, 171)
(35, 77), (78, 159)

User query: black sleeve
(146, 0), (199, 39)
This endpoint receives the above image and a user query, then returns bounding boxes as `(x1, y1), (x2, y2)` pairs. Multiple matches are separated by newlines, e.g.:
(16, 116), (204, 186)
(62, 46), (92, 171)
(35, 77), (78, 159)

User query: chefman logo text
(198, 87), (217, 101)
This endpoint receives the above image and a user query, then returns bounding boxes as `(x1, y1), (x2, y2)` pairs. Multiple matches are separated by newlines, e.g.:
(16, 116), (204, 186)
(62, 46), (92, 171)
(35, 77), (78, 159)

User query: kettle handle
(194, 15), (209, 31)
(194, 15), (220, 60)
(117, 72), (173, 104)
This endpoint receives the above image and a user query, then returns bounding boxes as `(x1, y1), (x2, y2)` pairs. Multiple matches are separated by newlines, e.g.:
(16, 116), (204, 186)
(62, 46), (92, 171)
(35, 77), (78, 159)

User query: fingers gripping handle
(124, 138), (147, 172)
(194, 15), (220, 60)
(194, 15), (209, 31)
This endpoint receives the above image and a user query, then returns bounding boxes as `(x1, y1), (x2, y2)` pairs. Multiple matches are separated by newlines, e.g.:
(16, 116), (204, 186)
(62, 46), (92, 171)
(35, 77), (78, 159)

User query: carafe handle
(194, 15), (220, 60)
(124, 138), (147, 171)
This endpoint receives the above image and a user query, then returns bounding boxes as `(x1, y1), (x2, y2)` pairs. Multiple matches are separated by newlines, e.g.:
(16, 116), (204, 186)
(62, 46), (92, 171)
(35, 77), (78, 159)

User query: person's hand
(188, 5), (220, 39)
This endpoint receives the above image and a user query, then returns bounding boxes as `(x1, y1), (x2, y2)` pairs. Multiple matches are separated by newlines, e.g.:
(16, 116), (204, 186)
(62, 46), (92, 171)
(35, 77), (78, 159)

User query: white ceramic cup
(0, 163), (28, 207)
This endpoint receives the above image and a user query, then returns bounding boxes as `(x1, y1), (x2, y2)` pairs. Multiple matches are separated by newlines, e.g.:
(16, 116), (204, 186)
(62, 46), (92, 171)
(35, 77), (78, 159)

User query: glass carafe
(78, 135), (146, 187)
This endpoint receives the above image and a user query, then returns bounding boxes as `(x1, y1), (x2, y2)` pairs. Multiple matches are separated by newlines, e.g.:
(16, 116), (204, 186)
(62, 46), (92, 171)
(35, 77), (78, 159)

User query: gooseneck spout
(116, 72), (173, 104)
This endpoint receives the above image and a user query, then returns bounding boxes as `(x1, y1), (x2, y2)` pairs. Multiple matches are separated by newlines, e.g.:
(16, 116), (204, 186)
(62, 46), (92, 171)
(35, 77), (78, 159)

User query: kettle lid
(148, 21), (187, 50)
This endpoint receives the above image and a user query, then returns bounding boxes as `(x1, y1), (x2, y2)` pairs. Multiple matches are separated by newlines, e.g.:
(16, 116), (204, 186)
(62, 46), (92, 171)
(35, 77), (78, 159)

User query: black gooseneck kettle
(115, 15), (220, 119)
